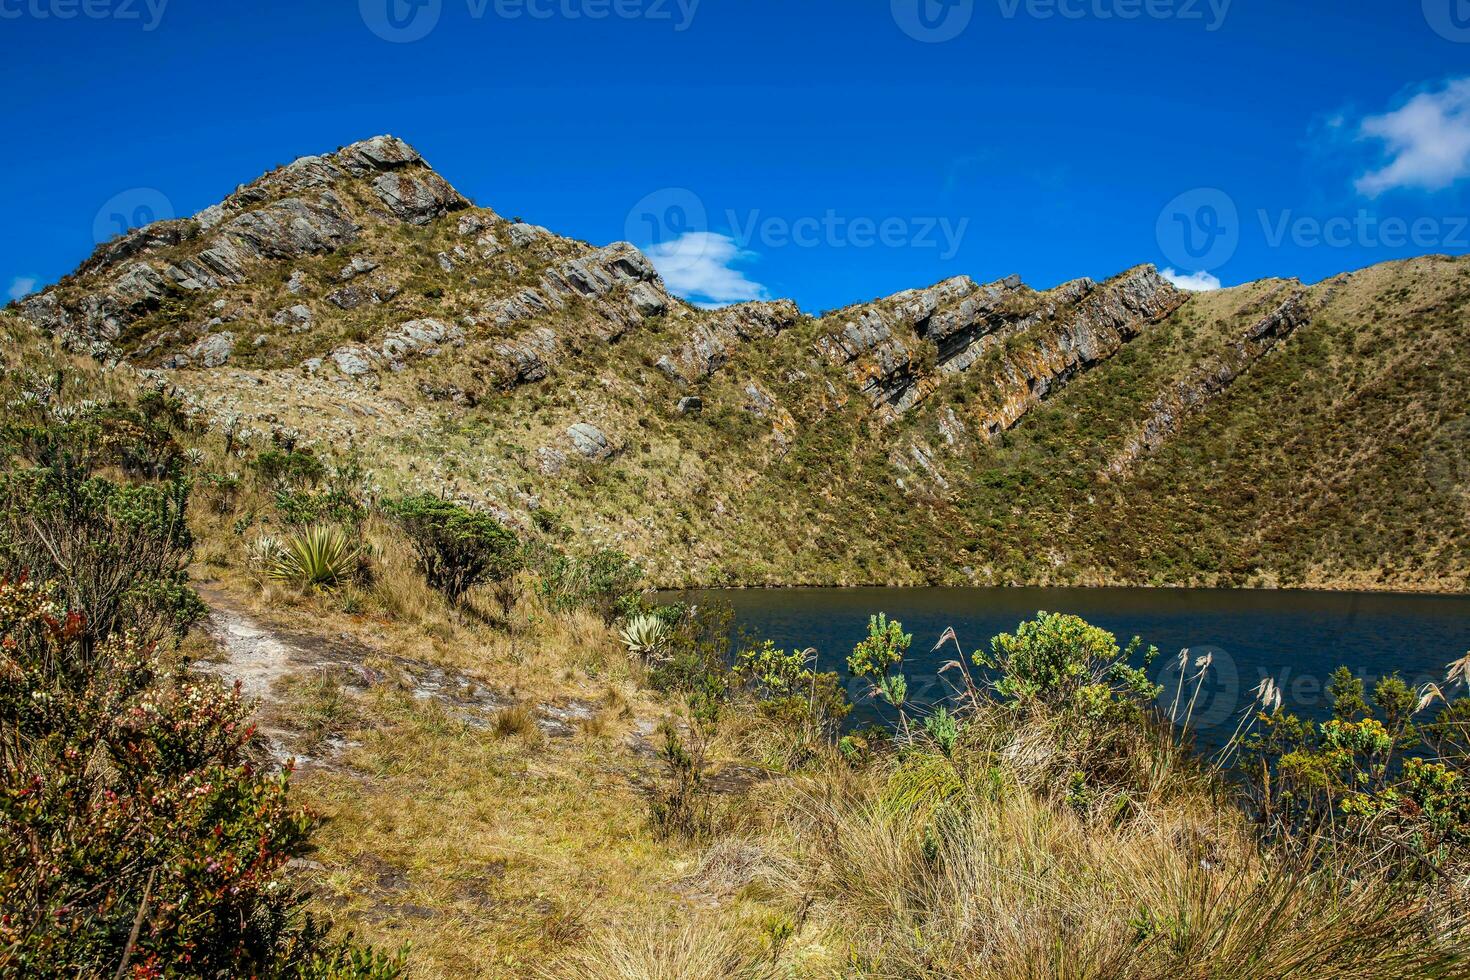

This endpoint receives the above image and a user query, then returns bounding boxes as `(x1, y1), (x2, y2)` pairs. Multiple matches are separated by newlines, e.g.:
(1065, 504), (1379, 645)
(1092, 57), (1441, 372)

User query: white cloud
(6, 277), (37, 302)
(1160, 268), (1222, 291)
(642, 232), (769, 306)
(1356, 78), (1470, 197)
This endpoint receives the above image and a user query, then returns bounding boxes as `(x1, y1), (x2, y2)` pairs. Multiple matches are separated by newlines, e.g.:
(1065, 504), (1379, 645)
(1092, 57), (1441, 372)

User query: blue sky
(4, 0), (1470, 311)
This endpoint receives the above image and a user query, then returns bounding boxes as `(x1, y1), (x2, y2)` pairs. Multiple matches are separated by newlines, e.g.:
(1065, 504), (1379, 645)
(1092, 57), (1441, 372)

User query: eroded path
(194, 584), (627, 762)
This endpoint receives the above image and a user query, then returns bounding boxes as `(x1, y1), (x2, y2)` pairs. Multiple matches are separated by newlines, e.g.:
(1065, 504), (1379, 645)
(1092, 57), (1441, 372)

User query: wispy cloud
(643, 232), (768, 307)
(1160, 268), (1222, 291)
(6, 277), (37, 302)
(1356, 78), (1470, 197)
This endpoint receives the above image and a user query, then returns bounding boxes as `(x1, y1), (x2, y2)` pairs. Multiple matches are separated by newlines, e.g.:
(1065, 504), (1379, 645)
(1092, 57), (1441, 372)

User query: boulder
(271, 304), (314, 332)
(339, 256), (379, 280)
(329, 346), (375, 378)
(189, 331), (235, 369)
(566, 423), (613, 460)
(336, 135), (423, 176)
(507, 223), (551, 248)
(371, 171), (468, 225)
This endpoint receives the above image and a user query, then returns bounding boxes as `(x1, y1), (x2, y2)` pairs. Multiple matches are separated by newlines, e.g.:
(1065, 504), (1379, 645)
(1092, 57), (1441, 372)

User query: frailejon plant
(619, 612), (671, 663)
(268, 525), (361, 589)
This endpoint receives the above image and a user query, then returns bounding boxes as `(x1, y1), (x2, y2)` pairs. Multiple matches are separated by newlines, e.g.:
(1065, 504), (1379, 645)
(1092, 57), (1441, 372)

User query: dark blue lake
(673, 587), (1470, 746)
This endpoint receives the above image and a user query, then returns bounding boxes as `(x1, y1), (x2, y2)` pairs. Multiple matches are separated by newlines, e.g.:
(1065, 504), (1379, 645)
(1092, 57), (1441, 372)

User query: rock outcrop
(656, 301), (802, 384)
(816, 265), (1185, 429)
(13, 136), (457, 352)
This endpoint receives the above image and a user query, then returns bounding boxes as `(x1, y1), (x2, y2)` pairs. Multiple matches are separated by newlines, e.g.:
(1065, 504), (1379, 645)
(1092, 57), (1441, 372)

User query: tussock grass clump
(490, 703), (540, 741)
(775, 740), (1470, 978)
(543, 918), (781, 980)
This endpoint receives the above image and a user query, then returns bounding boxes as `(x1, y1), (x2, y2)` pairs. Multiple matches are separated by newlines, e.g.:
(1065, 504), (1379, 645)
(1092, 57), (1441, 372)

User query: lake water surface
(674, 588), (1470, 741)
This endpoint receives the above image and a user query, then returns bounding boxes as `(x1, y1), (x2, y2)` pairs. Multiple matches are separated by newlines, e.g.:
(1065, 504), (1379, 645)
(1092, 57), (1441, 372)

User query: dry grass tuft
(490, 704), (540, 742)
(542, 917), (783, 980)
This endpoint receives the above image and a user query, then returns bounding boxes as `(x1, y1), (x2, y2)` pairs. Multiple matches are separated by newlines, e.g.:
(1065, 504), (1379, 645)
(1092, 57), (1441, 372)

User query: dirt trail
(203, 602), (322, 702)
(193, 585), (613, 760)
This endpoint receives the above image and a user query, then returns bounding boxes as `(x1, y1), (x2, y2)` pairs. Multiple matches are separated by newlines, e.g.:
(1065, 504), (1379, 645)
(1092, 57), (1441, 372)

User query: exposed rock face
(11, 135), (455, 352)
(817, 265), (1185, 428)
(567, 422), (613, 460)
(656, 301), (802, 383)
(221, 196), (358, 259)
(371, 171), (468, 225)
(493, 327), (560, 385)
(482, 242), (672, 343)
(381, 318), (462, 371)
(326, 318), (464, 380)
(1106, 287), (1314, 475)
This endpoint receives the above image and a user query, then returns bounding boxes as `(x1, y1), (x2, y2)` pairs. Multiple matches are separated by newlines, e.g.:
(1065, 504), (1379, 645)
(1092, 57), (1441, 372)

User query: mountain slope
(8, 136), (1469, 591)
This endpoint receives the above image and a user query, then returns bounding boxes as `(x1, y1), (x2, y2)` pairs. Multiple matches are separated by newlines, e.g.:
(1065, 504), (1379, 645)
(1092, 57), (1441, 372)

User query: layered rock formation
(815, 265), (1186, 431)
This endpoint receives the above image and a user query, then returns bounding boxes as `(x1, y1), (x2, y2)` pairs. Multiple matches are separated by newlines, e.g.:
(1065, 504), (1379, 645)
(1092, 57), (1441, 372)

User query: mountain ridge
(7, 135), (1468, 592)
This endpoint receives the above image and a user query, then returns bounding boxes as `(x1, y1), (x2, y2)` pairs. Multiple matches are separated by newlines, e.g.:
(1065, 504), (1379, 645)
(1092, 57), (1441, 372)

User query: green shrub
(384, 494), (521, 604)
(252, 447), (327, 488)
(533, 547), (643, 621)
(0, 467), (202, 651)
(977, 611), (1160, 722)
(0, 579), (397, 977)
